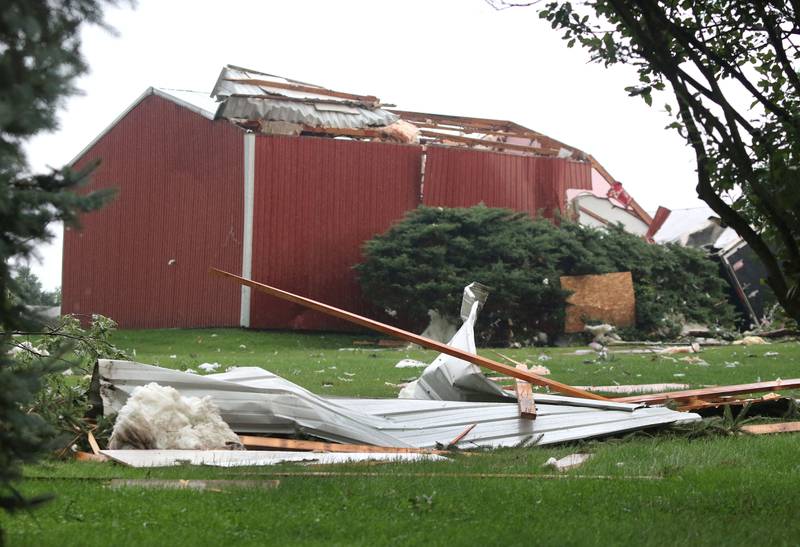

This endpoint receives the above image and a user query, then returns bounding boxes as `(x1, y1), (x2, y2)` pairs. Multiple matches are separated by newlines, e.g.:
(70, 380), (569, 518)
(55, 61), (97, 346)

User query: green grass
(4, 330), (800, 546)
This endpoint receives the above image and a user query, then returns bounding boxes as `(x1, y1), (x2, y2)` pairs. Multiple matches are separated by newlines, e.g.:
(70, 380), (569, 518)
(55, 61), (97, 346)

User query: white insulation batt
(108, 383), (241, 450)
(95, 361), (699, 449)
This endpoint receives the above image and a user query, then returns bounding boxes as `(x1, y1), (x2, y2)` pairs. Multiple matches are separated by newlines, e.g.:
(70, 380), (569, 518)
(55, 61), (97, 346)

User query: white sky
(23, 0), (704, 290)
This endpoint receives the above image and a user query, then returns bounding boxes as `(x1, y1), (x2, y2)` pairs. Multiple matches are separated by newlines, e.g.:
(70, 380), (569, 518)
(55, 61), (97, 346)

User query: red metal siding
(422, 146), (592, 217)
(62, 94), (244, 328)
(250, 136), (422, 330)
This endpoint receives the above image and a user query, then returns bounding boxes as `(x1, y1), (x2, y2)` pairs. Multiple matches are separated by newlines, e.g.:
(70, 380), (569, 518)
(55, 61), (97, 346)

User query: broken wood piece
(74, 451), (109, 462)
(87, 430), (101, 455)
(447, 424), (477, 448)
(740, 422), (800, 435)
(239, 435), (447, 455)
(515, 364), (536, 420)
(615, 378), (800, 405)
(210, 269), (609, 401)
(224, 77), (380, 106)
(109, 479), (280, 491)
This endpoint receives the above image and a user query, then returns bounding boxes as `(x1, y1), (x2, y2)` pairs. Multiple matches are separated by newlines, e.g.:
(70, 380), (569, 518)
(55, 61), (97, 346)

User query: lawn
(3, 330), (800, 546)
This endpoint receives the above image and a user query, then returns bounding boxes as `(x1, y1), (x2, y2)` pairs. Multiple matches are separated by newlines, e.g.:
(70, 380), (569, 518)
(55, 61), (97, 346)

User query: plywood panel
(560, 272), (636, 333)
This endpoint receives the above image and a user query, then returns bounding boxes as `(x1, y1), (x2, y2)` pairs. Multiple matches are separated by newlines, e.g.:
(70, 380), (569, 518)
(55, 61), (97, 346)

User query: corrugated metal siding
(249, 135), (422, 330)
(422, 146), (592, 217)
(62, 93), (244, 328)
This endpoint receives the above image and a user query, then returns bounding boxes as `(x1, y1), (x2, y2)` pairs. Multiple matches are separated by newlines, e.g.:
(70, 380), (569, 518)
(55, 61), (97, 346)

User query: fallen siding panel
(62, 93), (244, 328)
(249, 135), (422, 330)
(422, 146), (591, 217)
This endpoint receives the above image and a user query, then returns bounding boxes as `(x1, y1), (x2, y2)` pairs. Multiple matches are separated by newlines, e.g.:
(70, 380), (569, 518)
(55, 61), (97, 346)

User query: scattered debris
(659, 343), (701, 354)
(109, 479), (280, 491)
(395, 359), (427, 369)
(764, 351), (780, 357)
(198, 362), (221, 372)
(679, 356), (709, 366)
(573, 383), (691, 394)
(733, 336), (769, 345)
(544, 453), (593, 472)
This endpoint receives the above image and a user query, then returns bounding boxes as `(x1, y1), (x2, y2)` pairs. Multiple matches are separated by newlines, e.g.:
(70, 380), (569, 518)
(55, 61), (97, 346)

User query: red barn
(63, 66), (651, 330)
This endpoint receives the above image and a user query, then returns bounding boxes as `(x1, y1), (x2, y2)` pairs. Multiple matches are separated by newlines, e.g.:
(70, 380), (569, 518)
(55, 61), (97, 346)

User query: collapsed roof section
(207, 64), (651, 226)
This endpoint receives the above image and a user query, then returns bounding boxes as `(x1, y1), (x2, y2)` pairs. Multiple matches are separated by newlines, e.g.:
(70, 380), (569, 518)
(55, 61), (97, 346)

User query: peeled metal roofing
(211, 65), (398, 129)
(96, 360), (700, 449)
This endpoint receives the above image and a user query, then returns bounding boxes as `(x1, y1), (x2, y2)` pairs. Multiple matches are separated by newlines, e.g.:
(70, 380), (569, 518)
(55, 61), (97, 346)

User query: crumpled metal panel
(218, 96), (397, 129)
(95, 360), (700, 449)
(211, 65), (398, 129)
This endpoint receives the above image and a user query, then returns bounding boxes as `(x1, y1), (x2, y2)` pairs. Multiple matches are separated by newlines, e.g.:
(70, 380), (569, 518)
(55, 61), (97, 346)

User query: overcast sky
(23, 0), (704, 290)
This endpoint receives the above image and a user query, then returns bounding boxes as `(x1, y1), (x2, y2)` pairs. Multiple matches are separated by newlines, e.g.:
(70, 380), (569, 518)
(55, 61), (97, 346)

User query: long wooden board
(239, 435), (446, 455)
(740, 422), (800, 435)
(211, 268), (608, 401)
(615, 379), (800, 405)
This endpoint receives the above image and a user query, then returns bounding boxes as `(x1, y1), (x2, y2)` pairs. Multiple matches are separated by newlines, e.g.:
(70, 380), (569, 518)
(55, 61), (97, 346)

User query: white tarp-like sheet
(100, 449), (446, 468)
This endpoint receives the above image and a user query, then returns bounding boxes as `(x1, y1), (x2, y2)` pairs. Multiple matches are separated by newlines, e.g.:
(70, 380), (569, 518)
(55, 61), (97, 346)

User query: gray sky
(23, 0), (703, 290)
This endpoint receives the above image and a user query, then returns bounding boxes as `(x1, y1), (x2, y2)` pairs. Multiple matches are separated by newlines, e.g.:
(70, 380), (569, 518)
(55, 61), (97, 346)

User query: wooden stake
(87, 430), (101, 455)
(447, 424), (477, 448)
(210, 268), (608, 401)
(515, 364), (537, 420)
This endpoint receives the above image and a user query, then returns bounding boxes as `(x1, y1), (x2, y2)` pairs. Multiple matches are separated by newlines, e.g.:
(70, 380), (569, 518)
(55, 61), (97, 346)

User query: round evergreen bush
(355, 205), (736, 344)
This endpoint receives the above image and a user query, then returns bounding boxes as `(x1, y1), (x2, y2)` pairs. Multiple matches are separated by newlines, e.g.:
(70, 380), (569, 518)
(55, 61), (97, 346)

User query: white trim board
(240, 132), (256, 328)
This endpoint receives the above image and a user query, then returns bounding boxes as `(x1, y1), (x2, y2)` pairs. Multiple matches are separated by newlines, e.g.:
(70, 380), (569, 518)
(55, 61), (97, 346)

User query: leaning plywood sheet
(561, 272), (636, 333)
(101, 449), (446, 468)
(96, 361), (699, 449)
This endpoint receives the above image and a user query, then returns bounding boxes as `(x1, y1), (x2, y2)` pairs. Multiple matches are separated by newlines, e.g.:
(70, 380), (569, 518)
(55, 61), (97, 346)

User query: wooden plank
(87, 430), (101, 455)
(210, 268), (609, 401)
(515, 364), (537, 420)
(224, 77), (379, 106)
(74, 451), (109, 462)
(447, 424), (477, 447)
(419, 130), (560, 155)
(391, 109), (518, 130)
(615, 378), (800, 405)
(740, 422), (800, 435)
(300, 125), (384, 139)
(239, 435), (447, 455)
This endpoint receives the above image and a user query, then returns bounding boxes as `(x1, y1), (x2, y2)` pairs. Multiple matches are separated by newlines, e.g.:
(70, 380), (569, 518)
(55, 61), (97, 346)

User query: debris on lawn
(544, 453), (593, 472)
(109, 478), (280, 491)
(395, 358), (427, 369)
(733, 335), (769, 345)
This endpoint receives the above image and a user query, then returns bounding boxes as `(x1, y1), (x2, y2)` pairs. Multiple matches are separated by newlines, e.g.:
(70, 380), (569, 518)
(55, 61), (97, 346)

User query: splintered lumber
(615, 378), (800, 405)
(223, 77), (379, 106)
(87, 430), (101, 455)
(740, 422), (800, 435)
(447, 424), (477, 448)
(239, 435), (447, 455)
(515, 365), (537, 420)
(210, 268), (608, 401)
(419, 129), (560, 155)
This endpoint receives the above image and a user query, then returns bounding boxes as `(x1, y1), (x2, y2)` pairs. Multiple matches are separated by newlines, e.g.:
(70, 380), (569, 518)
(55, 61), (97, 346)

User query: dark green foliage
(0, 0), (122, 524)
(356, 205), (735, 343)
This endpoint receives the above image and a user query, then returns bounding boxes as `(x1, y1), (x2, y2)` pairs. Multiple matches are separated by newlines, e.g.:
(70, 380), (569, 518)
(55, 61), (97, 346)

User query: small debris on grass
(109, 479), (280, 491)
(679, 356), (709, 366)
(337, 377), (353, 382)
(239, 344), (247, 349)
(169, 354), (177, 359)
(343, 372), (356, 377)
(537, 354), (552, 362)
(673, 373), (686, 377)
(183, 368), (198, 374)
(395, 358), (427, 368)
(764, 351), (780, 357)
(62, 368), (74, 376)
(198, 362), (220, 372)
(529, 365), (551, 375)
(733, 336), (769, 345)
(725, 361), (739, 368)
(544, 453), (593, 472)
